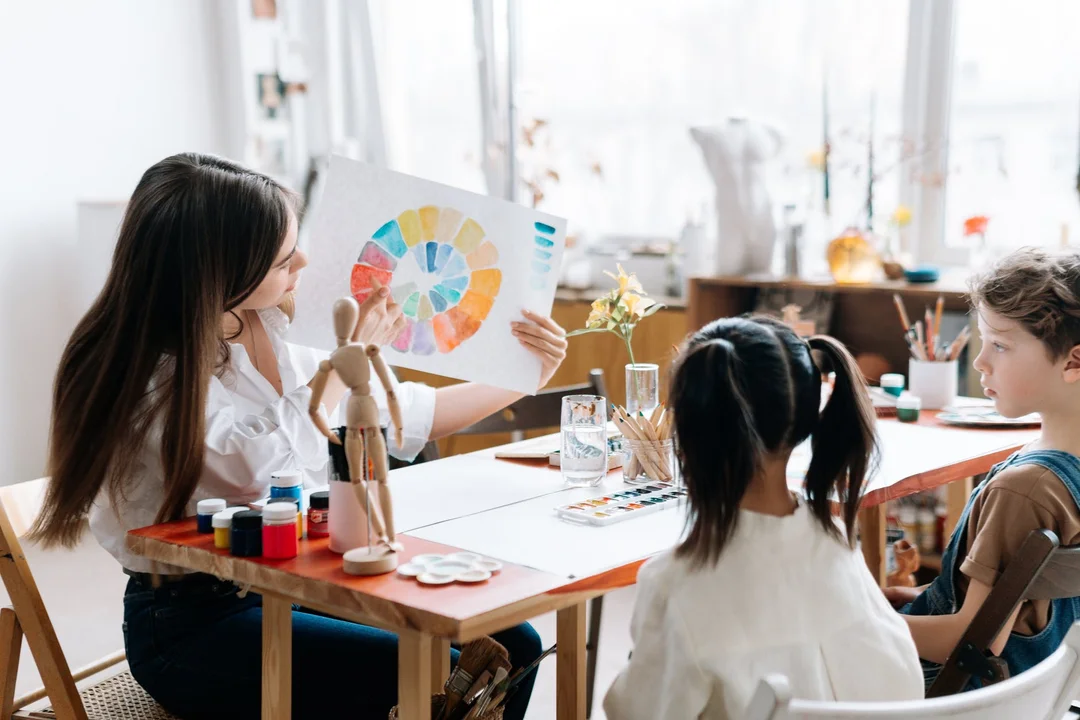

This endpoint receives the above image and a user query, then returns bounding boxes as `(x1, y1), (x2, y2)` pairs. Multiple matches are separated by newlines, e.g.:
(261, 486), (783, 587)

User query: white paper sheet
(291, 156), (568, 394)
(406, 484), (688, 579)
(388, 454), (570, 533)
(785, 420), (1037, 496)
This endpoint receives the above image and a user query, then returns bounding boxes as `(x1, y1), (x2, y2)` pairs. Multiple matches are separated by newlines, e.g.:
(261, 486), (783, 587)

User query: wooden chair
(927, 528), (1080, 697)
(744, 621), (1080, 719)
(0, 478), (176, 719)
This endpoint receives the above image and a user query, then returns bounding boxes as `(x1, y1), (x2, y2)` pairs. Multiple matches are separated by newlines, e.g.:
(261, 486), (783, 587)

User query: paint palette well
(399, 552), (503, 586)
(555, 483), (687, 526)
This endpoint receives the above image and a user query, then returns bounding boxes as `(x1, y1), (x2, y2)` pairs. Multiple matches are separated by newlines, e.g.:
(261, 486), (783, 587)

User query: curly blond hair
(968, 248), (1080, 359)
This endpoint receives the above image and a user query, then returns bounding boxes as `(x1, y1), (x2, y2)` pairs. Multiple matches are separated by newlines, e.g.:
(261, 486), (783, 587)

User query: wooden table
(126, 416), (1038, 719)
(847, 415), (1038, 585)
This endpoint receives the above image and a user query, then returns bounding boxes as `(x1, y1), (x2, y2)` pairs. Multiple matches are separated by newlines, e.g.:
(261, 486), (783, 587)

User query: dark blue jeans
(123, 574), (541, 719)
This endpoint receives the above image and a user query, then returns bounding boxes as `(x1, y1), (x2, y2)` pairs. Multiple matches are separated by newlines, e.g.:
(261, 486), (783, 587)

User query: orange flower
(963, 215), (989, 237)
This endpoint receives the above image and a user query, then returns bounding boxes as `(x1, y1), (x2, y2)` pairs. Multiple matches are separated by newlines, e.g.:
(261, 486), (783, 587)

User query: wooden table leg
(398, 629), (433, 720)
(859, 503), (887, 587)
(557, 603), (587, 720)
(431, 637), (451, 696)
(262, 593), (292, 720)
(945, 476), (974, 542)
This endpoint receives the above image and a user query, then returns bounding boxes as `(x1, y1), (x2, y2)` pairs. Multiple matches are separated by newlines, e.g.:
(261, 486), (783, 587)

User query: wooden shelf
(689, 272), (970, 298)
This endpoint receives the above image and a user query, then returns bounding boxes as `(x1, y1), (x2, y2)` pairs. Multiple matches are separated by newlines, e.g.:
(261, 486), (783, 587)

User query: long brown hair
(32, 153), (296, 547)
(669, 316), (878, 567)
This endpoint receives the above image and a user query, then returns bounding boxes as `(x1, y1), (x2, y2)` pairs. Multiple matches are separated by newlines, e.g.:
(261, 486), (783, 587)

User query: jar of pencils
(623, 439), (678, 485)
(908, 359), (958, 410)
(612, 404), (677, 485)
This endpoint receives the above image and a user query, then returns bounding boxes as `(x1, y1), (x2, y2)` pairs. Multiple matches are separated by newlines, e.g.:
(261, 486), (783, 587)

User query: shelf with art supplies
(881, 490), (951, 588)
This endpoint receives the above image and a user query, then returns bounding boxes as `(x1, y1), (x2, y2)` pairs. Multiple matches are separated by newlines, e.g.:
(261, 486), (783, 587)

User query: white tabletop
(391, 417), (1039, 579)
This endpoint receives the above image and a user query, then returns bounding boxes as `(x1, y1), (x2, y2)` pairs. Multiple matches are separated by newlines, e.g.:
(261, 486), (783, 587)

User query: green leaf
(565, 327), (610, 338)
(606, 319), (616, 330)
(640, 303), (665, 318)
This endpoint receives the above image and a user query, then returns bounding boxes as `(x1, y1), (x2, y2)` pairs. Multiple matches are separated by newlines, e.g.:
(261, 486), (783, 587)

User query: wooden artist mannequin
(309, 296), (405, 575)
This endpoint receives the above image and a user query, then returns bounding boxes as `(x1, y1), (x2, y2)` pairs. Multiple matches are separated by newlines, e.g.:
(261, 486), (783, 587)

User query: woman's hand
(511, 310), (568, 390)
(354, 286), (406, 347)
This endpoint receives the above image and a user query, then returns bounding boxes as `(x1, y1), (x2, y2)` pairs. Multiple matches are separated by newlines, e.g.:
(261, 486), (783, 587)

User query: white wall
(0, 1), (236, 482)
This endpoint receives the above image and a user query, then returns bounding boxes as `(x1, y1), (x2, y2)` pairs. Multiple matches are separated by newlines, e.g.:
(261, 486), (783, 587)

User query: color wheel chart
(350, 206), (502, 356)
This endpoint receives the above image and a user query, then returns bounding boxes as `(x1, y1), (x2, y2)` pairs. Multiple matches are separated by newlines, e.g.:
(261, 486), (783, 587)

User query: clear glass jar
(622, 438), (678, 486)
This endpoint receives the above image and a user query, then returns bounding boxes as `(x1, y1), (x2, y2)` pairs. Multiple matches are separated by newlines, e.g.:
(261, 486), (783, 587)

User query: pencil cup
(908, 359), (958, 410)
(623, 438), (678, 485)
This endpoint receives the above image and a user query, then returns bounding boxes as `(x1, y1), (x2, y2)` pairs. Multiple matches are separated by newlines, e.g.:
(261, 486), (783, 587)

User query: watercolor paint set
(555, 483), (686, 526)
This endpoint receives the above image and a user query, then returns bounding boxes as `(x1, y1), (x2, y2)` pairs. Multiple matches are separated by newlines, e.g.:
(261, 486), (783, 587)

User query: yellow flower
(585, 297), (611, 328)
(603, 263), (644, 296)
(807, 148), (827, 171)
(891, 205), (913, 227)
(620, 292), (655, 320)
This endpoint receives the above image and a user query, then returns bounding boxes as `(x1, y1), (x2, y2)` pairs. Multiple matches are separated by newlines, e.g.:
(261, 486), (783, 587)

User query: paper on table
(786, 421), (1036, 498)
(407, 482), (688, 578)
(290, 156), (568, 395)
(388, 454), (571, 533)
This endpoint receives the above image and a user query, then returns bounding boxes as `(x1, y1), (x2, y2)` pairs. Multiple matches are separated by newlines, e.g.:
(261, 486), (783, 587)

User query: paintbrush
(463, 667), (508, 719)
(446, 670), (492, 720)
(947, 326), (971, 361)
(892, 293), (912, 333)
(914, 321), (927, 361)
(439, 637), (508, 720)
(925, 308), (936, 360)
(487, 644), (559, 712)
(934, 294), (944, 339)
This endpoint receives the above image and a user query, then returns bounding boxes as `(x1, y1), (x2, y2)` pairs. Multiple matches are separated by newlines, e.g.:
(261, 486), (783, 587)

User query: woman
(32, 153), (566, 719)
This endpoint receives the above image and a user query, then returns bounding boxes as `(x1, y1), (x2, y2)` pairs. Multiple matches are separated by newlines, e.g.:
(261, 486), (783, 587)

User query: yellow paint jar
(279, 497), (304, 540)
(212, 508), (244, 550)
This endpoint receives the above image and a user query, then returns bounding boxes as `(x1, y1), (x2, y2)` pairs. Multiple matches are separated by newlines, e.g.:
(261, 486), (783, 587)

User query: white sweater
(604, 503), (923, 719)
(89, 308), (435, 574)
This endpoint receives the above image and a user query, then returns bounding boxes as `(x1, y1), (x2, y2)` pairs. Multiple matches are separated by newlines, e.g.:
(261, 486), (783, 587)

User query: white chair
(743, 622), (1080, 720)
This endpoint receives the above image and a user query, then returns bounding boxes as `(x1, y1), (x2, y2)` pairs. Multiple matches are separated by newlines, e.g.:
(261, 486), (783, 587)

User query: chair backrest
(0, 477), (49, 539)
(743, 622), (1080, 720)
(928, 529), (1076, 696)
(454, 368), (608, 435)
(1027, 543), (1080, 600)
(0, 477), (87, 718)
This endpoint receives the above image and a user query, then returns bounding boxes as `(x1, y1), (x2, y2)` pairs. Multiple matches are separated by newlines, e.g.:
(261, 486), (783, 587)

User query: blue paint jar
(196, 499), (226, 534)
(270, 471), (304, 511)
(230, 510), (263, 557)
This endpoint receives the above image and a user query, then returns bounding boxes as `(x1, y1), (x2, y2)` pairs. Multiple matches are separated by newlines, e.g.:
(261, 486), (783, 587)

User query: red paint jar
(307, 490), (330, 539)
(262, 502), (298, 560)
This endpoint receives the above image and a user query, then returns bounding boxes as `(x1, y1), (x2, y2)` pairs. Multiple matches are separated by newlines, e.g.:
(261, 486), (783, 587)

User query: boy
(885, 248), (1080, 686)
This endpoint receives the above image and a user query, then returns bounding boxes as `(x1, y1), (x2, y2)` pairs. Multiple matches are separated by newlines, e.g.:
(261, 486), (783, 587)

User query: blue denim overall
(901, 450), (1080, 690)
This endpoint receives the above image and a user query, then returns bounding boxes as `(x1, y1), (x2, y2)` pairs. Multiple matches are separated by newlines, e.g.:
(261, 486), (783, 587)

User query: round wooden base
(342, 546), (399, 576)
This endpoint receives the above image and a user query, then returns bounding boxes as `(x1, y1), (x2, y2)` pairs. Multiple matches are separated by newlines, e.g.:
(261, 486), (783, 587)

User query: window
(515, 0), (910, 243)
(371, 2), (486, 193)
(943, 0), (1080, 252)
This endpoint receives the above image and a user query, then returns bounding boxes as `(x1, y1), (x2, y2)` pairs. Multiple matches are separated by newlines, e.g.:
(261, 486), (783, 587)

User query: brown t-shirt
(957, 463), (1080, 636)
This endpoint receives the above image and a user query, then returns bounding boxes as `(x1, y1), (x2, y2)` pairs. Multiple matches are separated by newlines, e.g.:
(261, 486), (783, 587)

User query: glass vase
(827, 227), (879, 284)
(625, 363), (659, 416)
